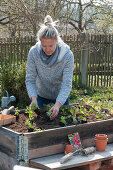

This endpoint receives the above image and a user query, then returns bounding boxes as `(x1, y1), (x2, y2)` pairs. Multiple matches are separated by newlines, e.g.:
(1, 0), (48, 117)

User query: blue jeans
(37, 95), (69, 108)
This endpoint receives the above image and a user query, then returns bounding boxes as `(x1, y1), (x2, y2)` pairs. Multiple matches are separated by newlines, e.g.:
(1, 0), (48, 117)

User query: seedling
(70, 106), (78, 123)
(31, 103), (38, 110)
(26, 106), (34, 121)
(78, 116), (86, 122)
(44, 103), (54, 110)
(60, 115), (72, 126)
(46, 110), (52, 117)
(14, 107), (19, 116)
(60, 116), (67, 126)
(101, 113), (106, 120)
(60, 107), (71, 114)
(25, 119), (34, 129)
(35, 128), (45, 132)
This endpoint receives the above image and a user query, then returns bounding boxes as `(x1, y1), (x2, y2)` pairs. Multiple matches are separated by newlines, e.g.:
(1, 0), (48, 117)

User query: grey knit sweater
(25, 41), (74, 105)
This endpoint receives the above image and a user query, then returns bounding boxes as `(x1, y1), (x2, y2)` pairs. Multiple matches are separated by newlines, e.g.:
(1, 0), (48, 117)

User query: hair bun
(44, 15), (53, 26)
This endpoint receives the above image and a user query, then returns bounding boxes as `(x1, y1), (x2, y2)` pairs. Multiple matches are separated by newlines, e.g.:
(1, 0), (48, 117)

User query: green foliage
(60, 106), (71, 114)
(44, 103), (54, 111)
(31, 103), (38, 110)
(35, 128), (45, 132)
(14, 107), (19, 116)
(25, 119), (34, 129)
(78, 116), (86, 121)
(26, 106), (34, 121)
(0, 62), (30, 108)
(70, 106), (78, 122)
(60, 116), (67, 126)
(69, 90), (78, 100)
(60, 115), (72, 126)
(47, 110), (52, 117)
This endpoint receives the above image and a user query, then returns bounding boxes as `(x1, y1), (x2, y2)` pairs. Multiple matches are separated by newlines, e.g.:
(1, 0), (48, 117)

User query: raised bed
(1, 118), (113, 170)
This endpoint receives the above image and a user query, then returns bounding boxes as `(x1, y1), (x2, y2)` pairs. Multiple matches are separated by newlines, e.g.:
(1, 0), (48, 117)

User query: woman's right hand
(30, 96), (38, 109)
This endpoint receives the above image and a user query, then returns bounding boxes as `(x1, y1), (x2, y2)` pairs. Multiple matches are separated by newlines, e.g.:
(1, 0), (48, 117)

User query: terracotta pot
(94, 137), (108, 151)
(64, 144), (73, 155)
(95, 134), (107, 140)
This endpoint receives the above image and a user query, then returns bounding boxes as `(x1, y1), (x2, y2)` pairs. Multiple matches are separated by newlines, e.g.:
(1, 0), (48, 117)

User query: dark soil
(3, 104), (113, 133)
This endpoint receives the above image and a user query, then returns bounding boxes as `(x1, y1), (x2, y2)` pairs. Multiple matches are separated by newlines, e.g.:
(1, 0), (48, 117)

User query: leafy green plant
(70, 106), (78, 123)
(14, 107), (19, 116)
(60, 116), (67, 126)
(101, 113), (106, 120)
(31, 103), (38, 110)
(78, 116), (86, 122)
(60, 106), (71, 114)
(96, 114), (99, 119)
(35, 128), (45, 132)
(46, 110), (52, 117)
(25, 119), (34, 129)
(26, 106), (34, 121)
(60, 115), (72, 126)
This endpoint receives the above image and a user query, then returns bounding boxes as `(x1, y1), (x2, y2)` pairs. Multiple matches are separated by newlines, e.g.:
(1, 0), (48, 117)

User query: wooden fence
(0, 34), (113, 87)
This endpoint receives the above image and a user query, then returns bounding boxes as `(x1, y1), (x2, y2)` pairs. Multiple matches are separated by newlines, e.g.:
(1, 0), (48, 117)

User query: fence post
(80, 34), (88, 86)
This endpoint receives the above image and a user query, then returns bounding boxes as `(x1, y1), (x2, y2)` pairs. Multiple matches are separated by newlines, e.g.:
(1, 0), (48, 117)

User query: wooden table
(30, 144), (113, 170)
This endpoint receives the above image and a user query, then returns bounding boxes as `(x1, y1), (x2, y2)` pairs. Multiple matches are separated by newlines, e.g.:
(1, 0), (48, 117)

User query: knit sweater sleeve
(25, 49), (38, 99)
(56, 52), (74, 105)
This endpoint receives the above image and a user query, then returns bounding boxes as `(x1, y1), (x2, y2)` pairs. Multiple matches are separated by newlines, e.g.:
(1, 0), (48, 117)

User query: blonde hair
(37, 15), (61, 42)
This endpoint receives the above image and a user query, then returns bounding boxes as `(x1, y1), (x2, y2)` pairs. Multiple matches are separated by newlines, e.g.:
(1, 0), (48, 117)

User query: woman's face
(41, 38), (57, 56)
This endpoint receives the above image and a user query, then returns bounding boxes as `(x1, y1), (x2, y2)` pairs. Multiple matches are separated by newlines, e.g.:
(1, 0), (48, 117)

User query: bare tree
(0, 0), (113, 37)
(0, 0), (66, 37)
(60, 0), (113, 34)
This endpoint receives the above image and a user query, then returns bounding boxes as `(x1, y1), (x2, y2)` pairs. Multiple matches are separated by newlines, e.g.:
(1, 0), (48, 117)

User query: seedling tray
(0, 114), (16, 125)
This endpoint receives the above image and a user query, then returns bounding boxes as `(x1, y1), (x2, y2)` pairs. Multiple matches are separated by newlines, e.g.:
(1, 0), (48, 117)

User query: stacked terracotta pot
(94, 134), (108, 151)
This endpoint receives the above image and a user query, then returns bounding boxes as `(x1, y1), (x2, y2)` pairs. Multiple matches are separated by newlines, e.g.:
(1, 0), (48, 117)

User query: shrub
(0, 62), (30, 108)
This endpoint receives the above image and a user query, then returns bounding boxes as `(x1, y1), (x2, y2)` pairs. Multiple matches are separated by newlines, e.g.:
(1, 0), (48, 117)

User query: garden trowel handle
(60, 152), (73, 164)
(8, 106), (14, 111)
(60, 149), (81, 164)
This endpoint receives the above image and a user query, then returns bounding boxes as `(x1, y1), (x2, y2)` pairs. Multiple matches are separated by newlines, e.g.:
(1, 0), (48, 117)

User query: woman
(26, 15), (74, 120)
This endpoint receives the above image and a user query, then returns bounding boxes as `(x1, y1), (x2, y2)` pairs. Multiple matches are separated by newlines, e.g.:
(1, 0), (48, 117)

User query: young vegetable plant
(35, 128), (45, 132)
(26, 106), (34, 121)
(60, 116), (67, 126)
(78, 116), (87, 122)
(60, 106), (71, 114)
(70, 106), (78, 124)
(14, 107), (19, 120)
(25, 119), (34, 131)
(44, 104), (53, 117)
(46, 110), (52, 117)
(31, 103), (38, 110)
(14, 107), (19, 116)
(60, 115), (72, 126)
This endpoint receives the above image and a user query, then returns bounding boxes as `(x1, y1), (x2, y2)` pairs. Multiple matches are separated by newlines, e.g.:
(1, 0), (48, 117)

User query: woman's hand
(30, 96), (38, 109)
(50, 102), (61, 120)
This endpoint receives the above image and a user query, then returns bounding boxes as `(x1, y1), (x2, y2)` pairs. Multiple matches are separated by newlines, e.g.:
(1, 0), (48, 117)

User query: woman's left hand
(50, 102), (61, 120)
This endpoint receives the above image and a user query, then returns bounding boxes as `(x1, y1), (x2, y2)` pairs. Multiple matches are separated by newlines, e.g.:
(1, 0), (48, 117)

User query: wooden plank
(14, 165), (42, 170)
(0, 126), (20, 158)
(24, 119), (113, 160)
(30, 144), (113, 170)
(28, 133), (113, 160)
(25, 119), (113, 148)
(29, 144), (65, 159)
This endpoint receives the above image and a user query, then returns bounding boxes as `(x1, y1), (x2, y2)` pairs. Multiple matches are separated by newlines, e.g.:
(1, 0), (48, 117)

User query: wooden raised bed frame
(1, 118), (113, 170)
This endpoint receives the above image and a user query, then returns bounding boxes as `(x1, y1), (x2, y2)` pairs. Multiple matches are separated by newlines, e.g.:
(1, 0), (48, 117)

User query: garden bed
(3, 102), (113, 133)
(0, 101), (113, 170)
